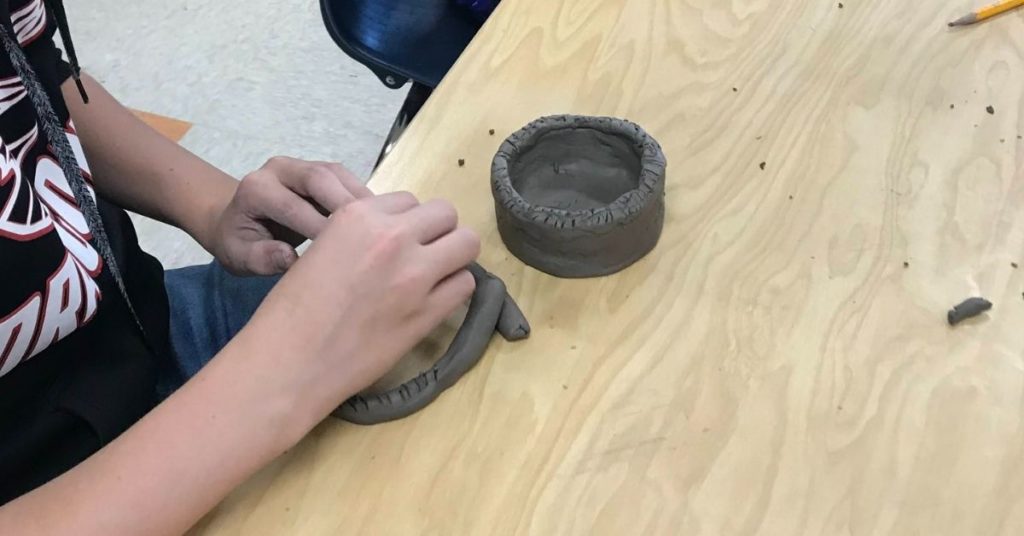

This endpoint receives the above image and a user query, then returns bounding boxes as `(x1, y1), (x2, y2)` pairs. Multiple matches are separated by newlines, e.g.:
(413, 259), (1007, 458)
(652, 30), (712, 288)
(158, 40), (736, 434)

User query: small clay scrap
(986, 105), (995, 115)
(759, 161), (766, 170)
(946, 297), (992, 326)
(837, 2), (843, 8)
(491, 114), (667, 278)
(458, 158), (466, 167)
(489, 128), (495, 135)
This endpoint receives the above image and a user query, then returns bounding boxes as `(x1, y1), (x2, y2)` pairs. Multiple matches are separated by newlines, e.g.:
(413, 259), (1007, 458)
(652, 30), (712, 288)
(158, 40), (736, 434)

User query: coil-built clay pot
(491, 115), (667, 278)
(332, 263), (529, 425)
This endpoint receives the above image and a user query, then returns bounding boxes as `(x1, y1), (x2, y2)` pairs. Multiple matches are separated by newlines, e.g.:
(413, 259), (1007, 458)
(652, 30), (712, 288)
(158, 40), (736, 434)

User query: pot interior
(509, 126), (642, 212)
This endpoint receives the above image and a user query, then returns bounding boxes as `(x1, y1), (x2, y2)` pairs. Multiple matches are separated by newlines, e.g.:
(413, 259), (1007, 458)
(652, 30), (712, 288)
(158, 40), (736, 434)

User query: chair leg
(374, 83), (434, 170)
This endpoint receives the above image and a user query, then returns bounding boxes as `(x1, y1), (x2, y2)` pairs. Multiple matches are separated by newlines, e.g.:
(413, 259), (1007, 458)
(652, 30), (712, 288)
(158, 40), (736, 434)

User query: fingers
(243, 158), (378, 240)
(422, 226), (481, 280)
(424, 268), (476, 323)
(404, 199), (458, 244)
(298, 168), (357, 214)
(255, 178), (330, 238)
(361, 191), (420, 214)
(265, 157), (369, 214)
(316, 161), (373, 199)
(241, 240), (298, 275)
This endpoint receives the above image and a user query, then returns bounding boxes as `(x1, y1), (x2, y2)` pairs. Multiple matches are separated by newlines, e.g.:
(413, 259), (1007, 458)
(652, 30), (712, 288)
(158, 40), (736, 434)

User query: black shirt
(0, 0), (172, 503)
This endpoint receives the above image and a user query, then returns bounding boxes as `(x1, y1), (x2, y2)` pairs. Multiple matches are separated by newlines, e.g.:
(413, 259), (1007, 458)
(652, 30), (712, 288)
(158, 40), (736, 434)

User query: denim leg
(158, 261), (280, 398)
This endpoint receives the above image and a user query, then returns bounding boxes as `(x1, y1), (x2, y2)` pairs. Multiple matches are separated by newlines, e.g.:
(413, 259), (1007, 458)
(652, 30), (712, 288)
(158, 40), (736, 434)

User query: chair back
(320, 0), (484, 89)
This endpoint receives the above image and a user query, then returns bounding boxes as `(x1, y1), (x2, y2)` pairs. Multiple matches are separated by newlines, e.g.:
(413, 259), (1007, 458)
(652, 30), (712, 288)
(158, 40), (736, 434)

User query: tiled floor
(67, 0), (407, 267)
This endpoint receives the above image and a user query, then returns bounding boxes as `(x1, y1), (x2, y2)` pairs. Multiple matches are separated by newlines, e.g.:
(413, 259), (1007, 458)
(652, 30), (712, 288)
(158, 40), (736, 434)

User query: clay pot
(491, 115), (667, 278)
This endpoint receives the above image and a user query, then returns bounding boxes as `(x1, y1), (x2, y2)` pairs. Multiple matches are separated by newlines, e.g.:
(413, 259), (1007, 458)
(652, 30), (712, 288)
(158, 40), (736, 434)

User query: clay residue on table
(947, 297), (992, 326)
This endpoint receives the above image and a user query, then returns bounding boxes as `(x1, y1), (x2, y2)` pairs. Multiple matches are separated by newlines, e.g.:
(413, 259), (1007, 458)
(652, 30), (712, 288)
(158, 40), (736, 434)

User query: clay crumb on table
(947, 297), (992, 326)
(759, 161), (766, 170)
(903, 261), (910, 268)
(489, 129), (495, 135)
(986, 105), (995, 114)
(1012, 262), (1019, 269)
(458, 158), (465, 167)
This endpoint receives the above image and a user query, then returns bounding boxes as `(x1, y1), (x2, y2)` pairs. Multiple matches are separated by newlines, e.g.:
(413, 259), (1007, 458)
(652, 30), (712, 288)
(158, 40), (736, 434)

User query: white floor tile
(179, 124), (381, 181)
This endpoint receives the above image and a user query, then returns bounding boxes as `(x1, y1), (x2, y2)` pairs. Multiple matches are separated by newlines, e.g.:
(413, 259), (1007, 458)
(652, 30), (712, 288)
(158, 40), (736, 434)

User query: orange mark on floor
(131, 109), (192, 142)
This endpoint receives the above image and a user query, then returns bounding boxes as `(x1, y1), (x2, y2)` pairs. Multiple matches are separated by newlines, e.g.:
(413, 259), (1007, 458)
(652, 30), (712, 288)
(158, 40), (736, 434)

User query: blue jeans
(157, 262), (280, 398)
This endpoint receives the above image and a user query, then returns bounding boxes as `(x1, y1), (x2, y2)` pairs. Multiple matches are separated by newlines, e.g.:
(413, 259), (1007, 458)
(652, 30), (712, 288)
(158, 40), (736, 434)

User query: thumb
(244, 240), (298, 275)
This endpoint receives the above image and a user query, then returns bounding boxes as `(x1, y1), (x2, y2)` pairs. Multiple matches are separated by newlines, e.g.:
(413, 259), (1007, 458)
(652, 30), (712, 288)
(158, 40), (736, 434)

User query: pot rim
(491, 114), (666, 228)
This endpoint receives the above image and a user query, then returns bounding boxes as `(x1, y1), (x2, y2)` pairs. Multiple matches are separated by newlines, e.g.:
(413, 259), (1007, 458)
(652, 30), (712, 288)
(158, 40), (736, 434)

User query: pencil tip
(948, 13), (977, 27)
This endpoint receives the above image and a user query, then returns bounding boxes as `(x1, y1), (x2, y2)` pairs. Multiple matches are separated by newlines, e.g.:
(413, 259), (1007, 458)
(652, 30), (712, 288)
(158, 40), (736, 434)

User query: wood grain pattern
(192, 0), (1024, 534)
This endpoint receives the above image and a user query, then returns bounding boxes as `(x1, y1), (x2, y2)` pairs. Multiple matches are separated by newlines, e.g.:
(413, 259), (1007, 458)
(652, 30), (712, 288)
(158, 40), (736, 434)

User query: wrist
(216, 331), (321, 447)
(222, 314), (361, 442)
(180, 174), (237, 254)
(230, 282), (370, 430)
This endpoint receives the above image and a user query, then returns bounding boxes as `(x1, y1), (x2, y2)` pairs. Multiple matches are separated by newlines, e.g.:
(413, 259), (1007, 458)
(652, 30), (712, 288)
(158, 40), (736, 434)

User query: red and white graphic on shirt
(12, 0), (47, 46)
(0, 115), (104, 377)
(0, 76), (28, 117)
(0, 124), (47, 239)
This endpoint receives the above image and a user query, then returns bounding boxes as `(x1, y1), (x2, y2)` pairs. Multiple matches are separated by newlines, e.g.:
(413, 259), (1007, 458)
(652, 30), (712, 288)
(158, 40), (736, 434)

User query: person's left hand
(208, 156), (373, 276)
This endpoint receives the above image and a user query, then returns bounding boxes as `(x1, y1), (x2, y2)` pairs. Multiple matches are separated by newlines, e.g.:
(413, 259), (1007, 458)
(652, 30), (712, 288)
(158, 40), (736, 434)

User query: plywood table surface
(193, 1), (1024, 534)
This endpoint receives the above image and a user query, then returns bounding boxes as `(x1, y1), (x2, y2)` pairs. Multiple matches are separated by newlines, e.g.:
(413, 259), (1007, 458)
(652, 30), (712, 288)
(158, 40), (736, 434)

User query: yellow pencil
(948, 0), (1024, 26)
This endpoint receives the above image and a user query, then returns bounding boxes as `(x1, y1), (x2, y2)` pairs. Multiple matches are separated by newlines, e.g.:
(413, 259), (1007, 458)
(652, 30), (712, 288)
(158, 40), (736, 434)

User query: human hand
(208, 156), (372, 275)
(239, 192), (481, 419)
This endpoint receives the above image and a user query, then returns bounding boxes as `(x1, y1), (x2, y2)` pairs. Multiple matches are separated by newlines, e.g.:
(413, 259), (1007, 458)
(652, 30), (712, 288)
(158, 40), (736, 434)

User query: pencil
(948, 0), (1024, 26)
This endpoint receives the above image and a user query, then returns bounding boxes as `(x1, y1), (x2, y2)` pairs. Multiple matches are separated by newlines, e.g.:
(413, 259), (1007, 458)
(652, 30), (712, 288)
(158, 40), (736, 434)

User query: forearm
(62, 73), (237, 251)
(0, 330), (324, 535)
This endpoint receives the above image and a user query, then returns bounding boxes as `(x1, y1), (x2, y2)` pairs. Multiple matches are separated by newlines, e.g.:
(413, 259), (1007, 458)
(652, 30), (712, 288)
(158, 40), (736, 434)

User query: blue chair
(320, 0), (490, 167)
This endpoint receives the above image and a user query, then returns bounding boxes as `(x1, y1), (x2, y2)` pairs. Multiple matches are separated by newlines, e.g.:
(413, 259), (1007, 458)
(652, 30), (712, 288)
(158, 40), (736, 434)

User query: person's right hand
(236, 191), (480, 422)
